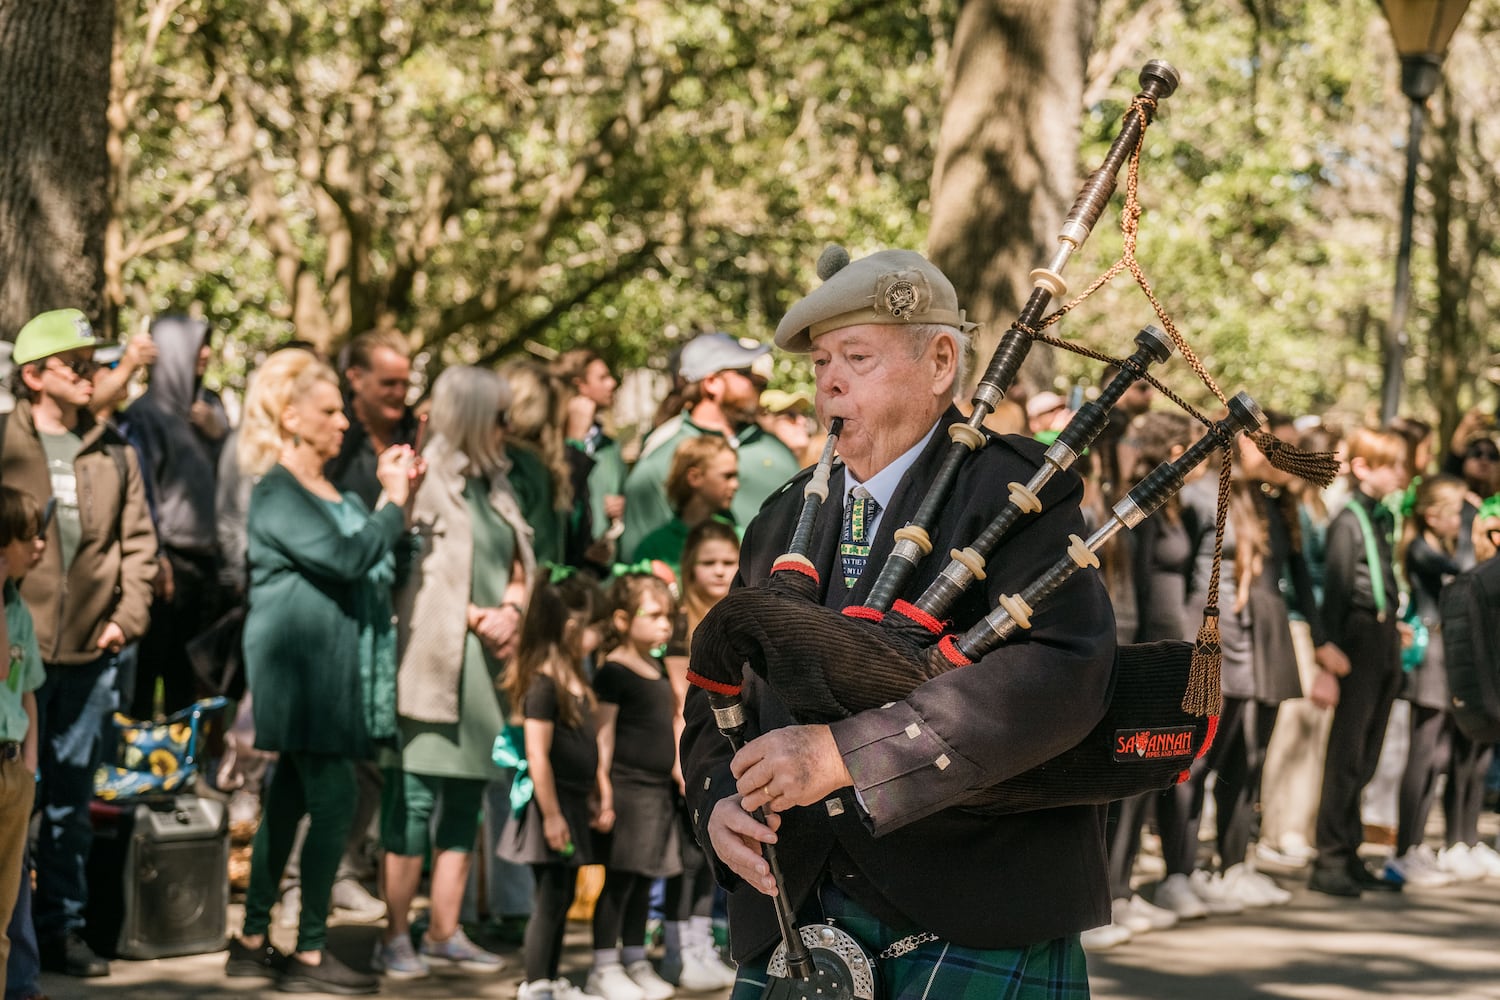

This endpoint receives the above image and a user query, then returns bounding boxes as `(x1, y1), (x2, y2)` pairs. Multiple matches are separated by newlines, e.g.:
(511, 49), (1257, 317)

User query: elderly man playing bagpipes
(680, 62), (1338, 1000)
(680, 245), (1116, 1000)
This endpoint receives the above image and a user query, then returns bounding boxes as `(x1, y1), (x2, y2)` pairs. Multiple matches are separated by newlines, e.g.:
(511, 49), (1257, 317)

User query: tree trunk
(0, 0), (116, 340)
(928, 0), (1099, 394)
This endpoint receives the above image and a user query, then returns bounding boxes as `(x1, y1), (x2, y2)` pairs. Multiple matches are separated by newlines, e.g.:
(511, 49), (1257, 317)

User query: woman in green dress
(226, 349), (421, 996)
(377, 365), (537, 979)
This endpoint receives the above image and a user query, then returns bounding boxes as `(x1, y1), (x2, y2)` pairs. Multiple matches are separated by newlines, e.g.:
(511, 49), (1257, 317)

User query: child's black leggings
(525, 864), (578, 983)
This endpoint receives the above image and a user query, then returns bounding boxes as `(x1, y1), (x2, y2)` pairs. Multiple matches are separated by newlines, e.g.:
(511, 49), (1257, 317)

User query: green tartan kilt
(729, 885), (1090, 1000)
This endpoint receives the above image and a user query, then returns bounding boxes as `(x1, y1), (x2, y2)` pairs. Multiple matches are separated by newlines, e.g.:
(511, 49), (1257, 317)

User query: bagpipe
(685, 60), (1339, 1000)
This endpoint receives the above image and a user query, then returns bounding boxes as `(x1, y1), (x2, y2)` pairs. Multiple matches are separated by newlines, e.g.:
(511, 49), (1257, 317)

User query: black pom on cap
(816, 245), (851, 281)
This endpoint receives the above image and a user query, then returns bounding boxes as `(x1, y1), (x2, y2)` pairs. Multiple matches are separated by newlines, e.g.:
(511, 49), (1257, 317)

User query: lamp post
(1377, 0), (1471, 425)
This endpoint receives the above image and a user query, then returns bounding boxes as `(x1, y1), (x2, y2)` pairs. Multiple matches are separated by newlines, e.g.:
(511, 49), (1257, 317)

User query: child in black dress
(500, 581), (603, 1000)
(587, 572), (681, 1000)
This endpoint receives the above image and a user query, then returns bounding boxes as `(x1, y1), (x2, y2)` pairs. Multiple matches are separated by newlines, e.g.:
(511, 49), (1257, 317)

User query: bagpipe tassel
(1183, 606), (1223, 717)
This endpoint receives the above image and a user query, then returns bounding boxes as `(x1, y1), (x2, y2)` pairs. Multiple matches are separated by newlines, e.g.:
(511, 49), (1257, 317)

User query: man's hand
(732, 724), (853, 814)
(1309, 669), (1340, 710)
(123, 332), (157, 371)
(189, 400), (226, 441)
(706, 796), (782, 897)
(97, 621), (126, 654)
(1313, 642), (1350, 679)
(154, 555), (176, 603)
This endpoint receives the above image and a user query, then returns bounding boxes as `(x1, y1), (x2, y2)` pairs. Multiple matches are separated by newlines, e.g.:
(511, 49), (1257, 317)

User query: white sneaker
(1438, 843), (1487, 882)
(275, 886), (301, 930)
(695, 941), (736, 989)
(669, 943), (734, 992)
(1125, 893), (1179, 931)
(587, 964), (646, 1000)
(373, 933), (432, 980)
(518, 980), (557, 1000)
(625, 960), (674, 1000)
(1080, 922), (1133, 950)
(1466, 841), (1500, 879)
(551, 979), (596, 1000)
(1153, 873), (1208, 920)
(1111, 897), (1151, 934)
(1255, 837), (1314, 869)
(328, 877), (388, 922)
(1222, 863), (1291, 907)
(1384, 846), (1453, 888)
(1189, 870), (1245, 915)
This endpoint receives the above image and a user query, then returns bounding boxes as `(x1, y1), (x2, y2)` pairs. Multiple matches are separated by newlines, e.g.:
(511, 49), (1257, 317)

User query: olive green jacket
(2, 401), (158, 664)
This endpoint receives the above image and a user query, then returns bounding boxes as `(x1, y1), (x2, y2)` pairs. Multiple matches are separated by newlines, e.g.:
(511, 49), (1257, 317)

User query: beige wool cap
(774, 246), (976, 353)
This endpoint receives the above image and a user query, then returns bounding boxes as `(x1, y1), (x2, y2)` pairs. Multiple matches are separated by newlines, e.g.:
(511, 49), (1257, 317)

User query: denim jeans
(4, 850), (40, 1000)
(34, 652), (118, 942)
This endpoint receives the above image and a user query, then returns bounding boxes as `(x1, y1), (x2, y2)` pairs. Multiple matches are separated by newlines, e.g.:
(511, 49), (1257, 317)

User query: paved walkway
(38, 864), (1500, 1000)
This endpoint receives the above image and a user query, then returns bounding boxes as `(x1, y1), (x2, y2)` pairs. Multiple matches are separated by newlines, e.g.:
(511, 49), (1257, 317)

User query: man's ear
(928, 333), (958, 395)
(700, 372), (725, 402)
(19, 363), (46, 395)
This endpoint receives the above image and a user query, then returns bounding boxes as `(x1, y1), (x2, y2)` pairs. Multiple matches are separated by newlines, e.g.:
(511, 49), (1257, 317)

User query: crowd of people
(0, 255), (1497, 1000)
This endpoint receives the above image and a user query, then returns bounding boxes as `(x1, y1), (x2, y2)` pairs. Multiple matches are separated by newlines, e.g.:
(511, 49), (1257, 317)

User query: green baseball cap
(13, 308), (100, 365)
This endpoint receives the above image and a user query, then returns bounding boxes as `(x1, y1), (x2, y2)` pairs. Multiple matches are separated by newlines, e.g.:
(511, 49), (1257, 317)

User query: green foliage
(111, 0), (952, 394)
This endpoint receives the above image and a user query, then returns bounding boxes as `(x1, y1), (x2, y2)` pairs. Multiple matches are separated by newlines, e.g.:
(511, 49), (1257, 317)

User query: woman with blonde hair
(375, 365), (537, 979)
(226, 349), (421, 995)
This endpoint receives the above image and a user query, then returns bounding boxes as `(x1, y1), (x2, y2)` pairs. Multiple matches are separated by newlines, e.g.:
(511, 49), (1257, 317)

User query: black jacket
(681, 406), (1116, 961)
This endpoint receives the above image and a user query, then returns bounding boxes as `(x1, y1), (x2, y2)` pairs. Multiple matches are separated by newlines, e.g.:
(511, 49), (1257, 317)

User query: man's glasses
(1466, 446), (1499, 462)
(45, 356), (99, 379)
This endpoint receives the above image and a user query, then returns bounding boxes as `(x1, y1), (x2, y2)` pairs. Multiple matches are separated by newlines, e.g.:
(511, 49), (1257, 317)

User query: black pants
(132, 548), (221, 718)
(593, 871), (652, 952)
(1396, 704), (1451, 854)
(1446, 725), (1495, 847)
(525, 865), (577, 983)
(1155, 695), (1275, 875)
(1315, 614), (1402, 867)
(1212, 698), (1278, 869)
(1106, 792), (1152, 899)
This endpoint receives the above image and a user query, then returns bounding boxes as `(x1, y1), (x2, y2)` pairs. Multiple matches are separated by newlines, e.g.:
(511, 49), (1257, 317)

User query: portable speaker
(85, 794), (229, 960)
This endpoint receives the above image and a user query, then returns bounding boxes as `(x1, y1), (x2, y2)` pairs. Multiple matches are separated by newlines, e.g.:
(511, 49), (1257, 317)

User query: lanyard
(1344, 498), (1388, 622)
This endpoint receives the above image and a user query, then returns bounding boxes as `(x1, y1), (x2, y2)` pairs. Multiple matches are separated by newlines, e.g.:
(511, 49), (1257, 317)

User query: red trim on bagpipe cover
(685, 670), (742, 697)
(1176, 713), (1220, 785)
(842, 605), (884, 623)
(936, 634), (973, 667)
(771, 560), (820, 582)
(891, 599), (943, 635)
(1196, 714), (1219, 758)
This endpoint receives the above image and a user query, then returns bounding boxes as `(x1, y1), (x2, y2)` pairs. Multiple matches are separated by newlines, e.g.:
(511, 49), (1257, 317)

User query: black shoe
(226, 937), (287, 979)
(38, 932), (109, 978)
(278, 951), (380, 995)
(1348, 858), (1402, 893)
(1308, 865), (1362, 897)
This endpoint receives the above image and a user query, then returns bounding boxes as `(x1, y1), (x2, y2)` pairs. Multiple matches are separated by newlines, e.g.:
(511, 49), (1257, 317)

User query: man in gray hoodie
(120, 314), (228, 718)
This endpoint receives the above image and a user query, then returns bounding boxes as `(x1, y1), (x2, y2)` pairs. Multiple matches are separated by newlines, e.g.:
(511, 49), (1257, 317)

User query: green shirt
(39, 429), (83, 570)
(631, 513), (739, 581)
(620, 414), (799, 560)
(2, 580), (45, 741)
(507, 444), (565, 568)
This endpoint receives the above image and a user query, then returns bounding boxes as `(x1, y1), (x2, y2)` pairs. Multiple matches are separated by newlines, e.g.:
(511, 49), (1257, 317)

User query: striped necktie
(840, 487), (881, 589)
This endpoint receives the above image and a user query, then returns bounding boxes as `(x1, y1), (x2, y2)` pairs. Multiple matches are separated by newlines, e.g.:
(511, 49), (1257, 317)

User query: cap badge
(876, 270), (930, 320)
(73, 315), (93, 339)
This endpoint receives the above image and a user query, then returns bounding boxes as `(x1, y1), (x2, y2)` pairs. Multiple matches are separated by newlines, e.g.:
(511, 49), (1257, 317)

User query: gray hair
(427, 366), (512, 478)
(906, 322), (971, 394)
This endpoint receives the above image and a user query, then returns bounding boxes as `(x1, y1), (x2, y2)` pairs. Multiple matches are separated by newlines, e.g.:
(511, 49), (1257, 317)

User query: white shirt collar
(844, 419), (942, 514)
